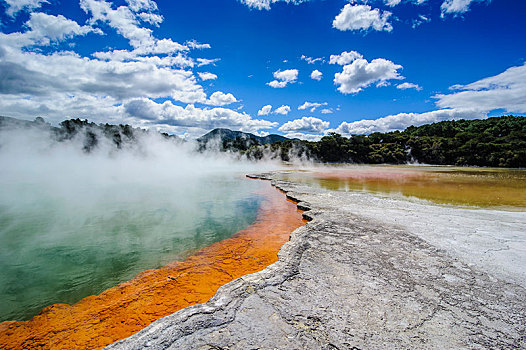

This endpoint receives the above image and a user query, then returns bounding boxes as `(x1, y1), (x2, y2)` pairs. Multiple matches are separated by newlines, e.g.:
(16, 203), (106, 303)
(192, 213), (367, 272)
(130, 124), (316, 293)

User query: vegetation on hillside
(0, 116), (180, 152)
(1, 115), (524, 167)
(243, 116), (526, 168)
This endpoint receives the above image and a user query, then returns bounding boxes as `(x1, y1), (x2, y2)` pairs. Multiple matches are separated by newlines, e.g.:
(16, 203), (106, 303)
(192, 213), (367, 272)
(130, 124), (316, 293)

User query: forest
(1, 115), (525, 167)
(241, 115), (526, 168)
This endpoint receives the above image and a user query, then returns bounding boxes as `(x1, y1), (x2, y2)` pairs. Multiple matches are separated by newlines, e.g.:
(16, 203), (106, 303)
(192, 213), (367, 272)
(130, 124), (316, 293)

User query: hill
(197, 128), (292, 145)
(196, 128), (294, 152)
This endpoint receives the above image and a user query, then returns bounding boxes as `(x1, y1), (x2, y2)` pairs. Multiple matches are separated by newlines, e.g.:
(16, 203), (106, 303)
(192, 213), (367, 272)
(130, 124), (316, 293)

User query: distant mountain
(197, 128), (293, 146)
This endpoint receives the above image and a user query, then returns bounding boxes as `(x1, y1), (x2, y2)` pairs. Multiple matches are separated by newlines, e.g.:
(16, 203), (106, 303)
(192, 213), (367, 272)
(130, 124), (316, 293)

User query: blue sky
(0, 0), (525, 139)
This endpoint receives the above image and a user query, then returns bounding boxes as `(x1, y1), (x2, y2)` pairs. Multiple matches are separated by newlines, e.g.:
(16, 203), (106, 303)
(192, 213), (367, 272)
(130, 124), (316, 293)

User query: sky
(0, 0), (525, 140)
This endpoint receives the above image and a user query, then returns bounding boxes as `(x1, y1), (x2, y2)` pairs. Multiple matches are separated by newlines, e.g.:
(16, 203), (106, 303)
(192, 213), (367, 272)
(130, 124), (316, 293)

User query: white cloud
(333, 4), (393, 32)
(3, 0), (48, 17)
(80, 0), (187, 56)
(198, 72), (218, 81)
(253, 130), (270, 137)
(124, 98), (277, 134)
(397, 82), (422, 91)
(310, 69), (323, 81)
(196, 58), (221, 67)
(0, 0), (238, 131)
(125, 0), (158, 12)
(441, 0), (486, 16)
(333, 108), (482, 135)
(385, 0), (427, 6)
(301, 55), (324, 64)
(412, 14), (431, 28)
(334, 58), (404, 94)
(298, 101), (328, 112)
(206, 91), (238, 106)
(274, 105), (291, 115)
(26, 12), (100, 45)
(279, 116), (329, 133)
(258, 105), (272, 115)
(385, 0), (402, 6)
(239, 0), (307, 10)
(283, 132), (323, 141)
(321, 108), (333, 114)
(80, 0), (152, 49)
(185, 40), (211, 50)
(0, 12), (101, 49)
(329, 51), (363, 66)
(258, 105), (272, 116)
(267, 69), (298, 88)
(137, 12), (163, 26)
(434, 63), (526, 114)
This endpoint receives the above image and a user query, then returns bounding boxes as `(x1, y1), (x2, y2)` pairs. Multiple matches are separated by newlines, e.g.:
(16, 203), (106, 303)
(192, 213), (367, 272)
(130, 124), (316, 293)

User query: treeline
(242, 116), (526, 168)
(0, 116), (180, 152)
(2, 115), (524, 167)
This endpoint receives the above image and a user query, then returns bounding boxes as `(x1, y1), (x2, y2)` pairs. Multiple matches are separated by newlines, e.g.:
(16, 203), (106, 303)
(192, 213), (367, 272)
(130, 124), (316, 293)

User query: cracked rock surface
(107, 172), (526, 349)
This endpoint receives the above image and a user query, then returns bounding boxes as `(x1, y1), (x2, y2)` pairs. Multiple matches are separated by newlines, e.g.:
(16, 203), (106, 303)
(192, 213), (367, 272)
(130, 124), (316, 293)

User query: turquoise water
(0, 175), (264, 322)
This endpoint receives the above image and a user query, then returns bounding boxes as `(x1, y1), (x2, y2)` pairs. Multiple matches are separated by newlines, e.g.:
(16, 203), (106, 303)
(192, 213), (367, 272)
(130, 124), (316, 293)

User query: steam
(0, 119), (281, 321)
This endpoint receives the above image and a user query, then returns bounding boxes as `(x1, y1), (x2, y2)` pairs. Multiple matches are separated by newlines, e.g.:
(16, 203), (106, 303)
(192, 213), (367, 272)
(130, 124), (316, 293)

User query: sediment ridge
(107, 171), (526, 349)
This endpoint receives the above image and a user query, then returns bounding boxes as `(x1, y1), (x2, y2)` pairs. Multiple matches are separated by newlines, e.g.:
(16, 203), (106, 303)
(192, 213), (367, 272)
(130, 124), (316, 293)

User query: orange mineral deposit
(0, 181), (306, 350)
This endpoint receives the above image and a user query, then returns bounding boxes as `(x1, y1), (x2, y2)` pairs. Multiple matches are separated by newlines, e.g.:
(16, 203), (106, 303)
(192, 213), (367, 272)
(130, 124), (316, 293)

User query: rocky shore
(107, 172), (526, 349)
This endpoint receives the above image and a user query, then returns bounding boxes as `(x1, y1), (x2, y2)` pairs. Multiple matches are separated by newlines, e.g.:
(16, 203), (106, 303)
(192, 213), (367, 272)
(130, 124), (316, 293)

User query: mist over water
(0, 123), (275, 322)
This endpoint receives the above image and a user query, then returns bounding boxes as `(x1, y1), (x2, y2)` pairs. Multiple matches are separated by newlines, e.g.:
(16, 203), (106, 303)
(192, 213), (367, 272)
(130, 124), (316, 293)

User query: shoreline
(0, 180), (306, 349)
(107, 171), (526, 349)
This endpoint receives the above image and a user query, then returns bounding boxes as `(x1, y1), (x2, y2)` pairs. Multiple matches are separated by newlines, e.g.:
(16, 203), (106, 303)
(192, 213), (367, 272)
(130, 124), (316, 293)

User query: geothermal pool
(0, 174), (265, 322)
(277, 165), (526, 287)
(277, 165), (526, 210)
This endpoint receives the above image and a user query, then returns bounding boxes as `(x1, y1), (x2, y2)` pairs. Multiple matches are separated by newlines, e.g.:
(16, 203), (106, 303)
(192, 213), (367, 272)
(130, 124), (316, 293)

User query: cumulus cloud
(329, 51), (363, 66)
(185, 40), (211, 50)
(283, 132), (323, 141)
(334, 57), (404, 94)
(279, 116), (329, 133)
(27, 12), (100, 45)
(310, 69), (323, 81)
(3, 0), (49, 17)
(298, 101), (328, 112)
(267, 69), (299, 88)
(0, 12), (100, 48)
(206, 91), (238, 106)
(301, 55), (324, 64)
(333, 4), (393, 32)
(332, 108), (482, 135)
(198, 72), (218, 81)
(125, 0), (158, 12)
(274, 105), (291, 115)
(256, 104), (290, 115)
(321, 108), (333, 114)
(239, 0), (307, 10)
(434, 62), (526, 114)
(441, 0), (487, 16)
(397, 82), (422, 91)
(257, 105), (273, 116)
(124, 98), (277, 134)
(0, 0), (245, 134)
(80, 0), (159, 50)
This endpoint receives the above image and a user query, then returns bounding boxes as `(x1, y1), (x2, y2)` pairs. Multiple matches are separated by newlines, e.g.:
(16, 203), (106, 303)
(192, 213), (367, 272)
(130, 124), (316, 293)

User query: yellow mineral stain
(0, 181), (306, 350)
(280, 166), (526, 209)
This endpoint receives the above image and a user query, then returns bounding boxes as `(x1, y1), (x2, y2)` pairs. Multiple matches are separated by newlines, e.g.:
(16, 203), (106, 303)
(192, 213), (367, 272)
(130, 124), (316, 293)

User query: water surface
(0, 175), (264, 322)
(277, 165), (526, 210)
